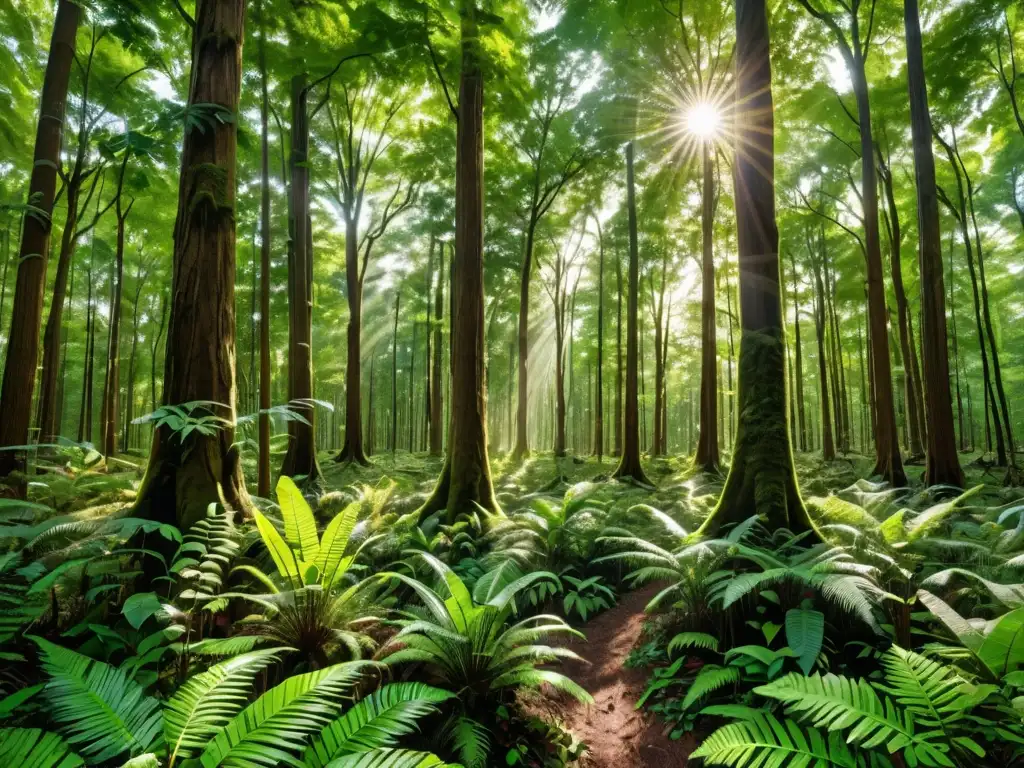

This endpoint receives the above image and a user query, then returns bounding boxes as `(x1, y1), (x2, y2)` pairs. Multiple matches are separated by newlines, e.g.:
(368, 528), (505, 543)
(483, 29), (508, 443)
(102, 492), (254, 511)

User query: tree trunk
(848, 47), (906, 485)
(695, 141), (720, 472)
(703, 0), (811, 535)
(101, 207), (129, 457)
(134, 0), (250, 529)
(257, 3), (272, 496)
(123, 261), (146, 451)
(791, 255), (807, 451)
(947, 230), (967, 451)
(512, 219), (536, 460)
(594, 216), (604, 461)
(614, 249), (623, 456)
(418, 6), (498, 522)
(281, 73), (320, 480)
(813, 255), (835, 461)
(429, 244), (444, 455)
(903, 0), (963, 482)
(0, 0), (80, 488)
(391, 291), (400, 455)
(613, 142), (650, 484)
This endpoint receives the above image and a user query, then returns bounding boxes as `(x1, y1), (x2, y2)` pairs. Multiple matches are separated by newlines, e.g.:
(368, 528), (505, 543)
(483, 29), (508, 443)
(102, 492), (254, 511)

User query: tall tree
(256, 0), (272, 497)
(0, 0), (81, 490)
(418, 1), (498, 522)
(613, 142), (650, 485)
(904, 0), (963, 487)
(703, 0), (812, 534)
(796, 0), (907, 485)
(134, 0), (249, 529)
(694, 139), (720, 471)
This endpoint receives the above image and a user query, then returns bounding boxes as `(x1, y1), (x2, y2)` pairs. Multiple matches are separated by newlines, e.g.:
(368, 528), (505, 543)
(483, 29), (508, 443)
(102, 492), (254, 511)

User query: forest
(0, 0), (1023, 765)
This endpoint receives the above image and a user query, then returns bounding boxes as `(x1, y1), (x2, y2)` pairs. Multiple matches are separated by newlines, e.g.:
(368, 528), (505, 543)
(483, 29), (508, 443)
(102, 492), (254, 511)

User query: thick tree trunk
(0, 0), (80, 489)
(257, 5), (272, 496)
(905, 0), (962, 484)
(281, 73), (321, 480)
(613, 143), (650, 484)
(418, 7), (498, 522)
(694, 141), (720, 472)
(134, 0), (250, 529)
(703, 0), (811, 535)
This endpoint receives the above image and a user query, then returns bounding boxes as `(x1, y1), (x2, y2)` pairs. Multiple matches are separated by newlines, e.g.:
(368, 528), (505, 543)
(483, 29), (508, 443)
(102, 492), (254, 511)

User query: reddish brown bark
(0, 0), (80, 490)
(904, 0), (963, 487)
(134, 0), (250, 529)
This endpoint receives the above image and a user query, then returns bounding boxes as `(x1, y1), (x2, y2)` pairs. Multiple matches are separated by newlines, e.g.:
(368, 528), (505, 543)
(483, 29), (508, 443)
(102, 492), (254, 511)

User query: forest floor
(536, 582), (698, 767)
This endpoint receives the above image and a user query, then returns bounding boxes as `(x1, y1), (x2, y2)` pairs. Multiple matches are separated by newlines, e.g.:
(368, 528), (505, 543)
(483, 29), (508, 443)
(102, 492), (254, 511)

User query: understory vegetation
(1, 449), (1023, 767)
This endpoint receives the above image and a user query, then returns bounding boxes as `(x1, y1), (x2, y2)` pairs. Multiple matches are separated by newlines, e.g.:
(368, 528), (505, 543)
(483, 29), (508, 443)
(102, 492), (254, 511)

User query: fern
(323, 749), (455, 767)
(31, 636), (163, 764)
(876, 647), (970, 734)
(303, 683), (454, 767)
(680, 665), (741, 711)
(667, 632), (719, 655)
(163, 648), (282, 767)
(0, 728), (84, 768)
(755, 672), (955, 766)
(451, 716), (490, 768)
(691, 712), (859, 768)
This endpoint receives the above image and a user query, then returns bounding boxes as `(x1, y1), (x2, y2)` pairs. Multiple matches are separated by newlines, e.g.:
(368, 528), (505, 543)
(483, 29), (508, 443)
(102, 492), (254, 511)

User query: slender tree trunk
(813, 257), (835, 461)
(123, 262), (146, 451)
(512, 219), (537, 460)
(101, 205), (130, 457)
(391, 291), (400, 455)
(0, 0), (80, 488)
(947, 230), (966, 451)
(857, 320), (868, 452)
(614, 249), (623, 456)
(791, 255), (807, 450)
(418, 6), (498, 521)
(134, 0), (250, 529)
(0, 224), (11, 369)
(257, 3), (272, 496)
(429, 245), (444, 455)
(593, 216), (604, 461)
(613, 142), (650, 484)
(704, 0), (811, 534)
(79, 239), (96, 443)
(281, 73), (320, 480)
(695, 141), (720, 472)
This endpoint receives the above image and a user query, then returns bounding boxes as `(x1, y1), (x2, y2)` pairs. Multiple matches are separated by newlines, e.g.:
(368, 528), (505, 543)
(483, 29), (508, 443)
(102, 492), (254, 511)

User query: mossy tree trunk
(694, 141), (720, 472)
(418, 5), (498, 523)
(904, 0), (963, 487)
(701, 0), (812, 537)
(0, 0), (80, 491)
(613, 142), (650, 485)
(134, 0), (251, 530)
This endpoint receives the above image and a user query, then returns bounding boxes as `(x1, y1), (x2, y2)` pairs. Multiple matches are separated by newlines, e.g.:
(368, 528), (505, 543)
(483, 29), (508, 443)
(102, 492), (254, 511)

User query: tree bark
(257, 3), (272, 496)
(614, 248), (623, 456)
(0, 0), (80, 489)
(418, 6), (498, 522)
(101, 203), (130, 457)
(790, 254), (807, 451)
(613, 142), (650, 484)
(281, 73), (321, 480)
(391, 291), (400, 455)
(812, 249), (835, 461)
(702, 0), (811, 535)
(593, 214), (604, 461)
(429, 243), (444, 455)
(695, 141), (720, 472)
(134, 0), (251, 529)
(904, 0), (962, 485)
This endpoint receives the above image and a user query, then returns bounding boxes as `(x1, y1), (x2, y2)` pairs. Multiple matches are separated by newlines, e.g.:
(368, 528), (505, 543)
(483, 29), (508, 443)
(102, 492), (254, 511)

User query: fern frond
(0, 728), (84, 768)
(303, 683), (454, 767)
(876, 646), (967, 734)
(322, 749), (455, 767)
(680, 665), (740, 711)
(690, 713), (857, 768)
(667, 632), (719, 655)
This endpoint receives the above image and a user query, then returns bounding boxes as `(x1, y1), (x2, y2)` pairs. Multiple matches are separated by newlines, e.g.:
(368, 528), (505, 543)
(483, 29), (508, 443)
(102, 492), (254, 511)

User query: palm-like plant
(227, 477), (385, 668)
(16, 636), (456, 767)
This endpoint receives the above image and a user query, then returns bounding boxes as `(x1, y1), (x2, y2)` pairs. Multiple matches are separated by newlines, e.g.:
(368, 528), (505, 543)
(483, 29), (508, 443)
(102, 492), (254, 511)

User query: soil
(538, 583), (696, 767)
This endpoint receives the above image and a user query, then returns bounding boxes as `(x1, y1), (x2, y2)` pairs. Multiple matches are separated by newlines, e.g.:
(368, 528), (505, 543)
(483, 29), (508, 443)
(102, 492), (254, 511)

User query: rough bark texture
(702, 0), (812, 536)
(0, 0), (80, 490)
(281, 73), (321, 480)
(694, 141), (720, 472)
(904, 0), (963, 487)
(134, 0), (250, 530)
(613, 143), (650, 485)
(418, 8), (498, 522)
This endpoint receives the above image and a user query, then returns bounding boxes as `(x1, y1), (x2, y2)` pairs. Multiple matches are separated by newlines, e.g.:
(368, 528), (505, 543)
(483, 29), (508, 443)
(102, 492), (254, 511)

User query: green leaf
(253, 510), (301, 585)
(0, 728), (84, 768)
(121, 592), (167, 630)
(277, 475), (320, 565)
(785, 609), (824, 675)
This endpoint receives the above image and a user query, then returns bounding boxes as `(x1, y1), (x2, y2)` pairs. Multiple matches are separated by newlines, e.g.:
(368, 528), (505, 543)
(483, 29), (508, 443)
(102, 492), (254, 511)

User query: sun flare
(686, 103), (722, 139)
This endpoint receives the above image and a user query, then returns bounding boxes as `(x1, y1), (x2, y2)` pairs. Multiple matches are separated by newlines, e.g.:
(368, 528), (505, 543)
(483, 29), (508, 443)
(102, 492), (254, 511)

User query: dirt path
(547, 584), (696, 767)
